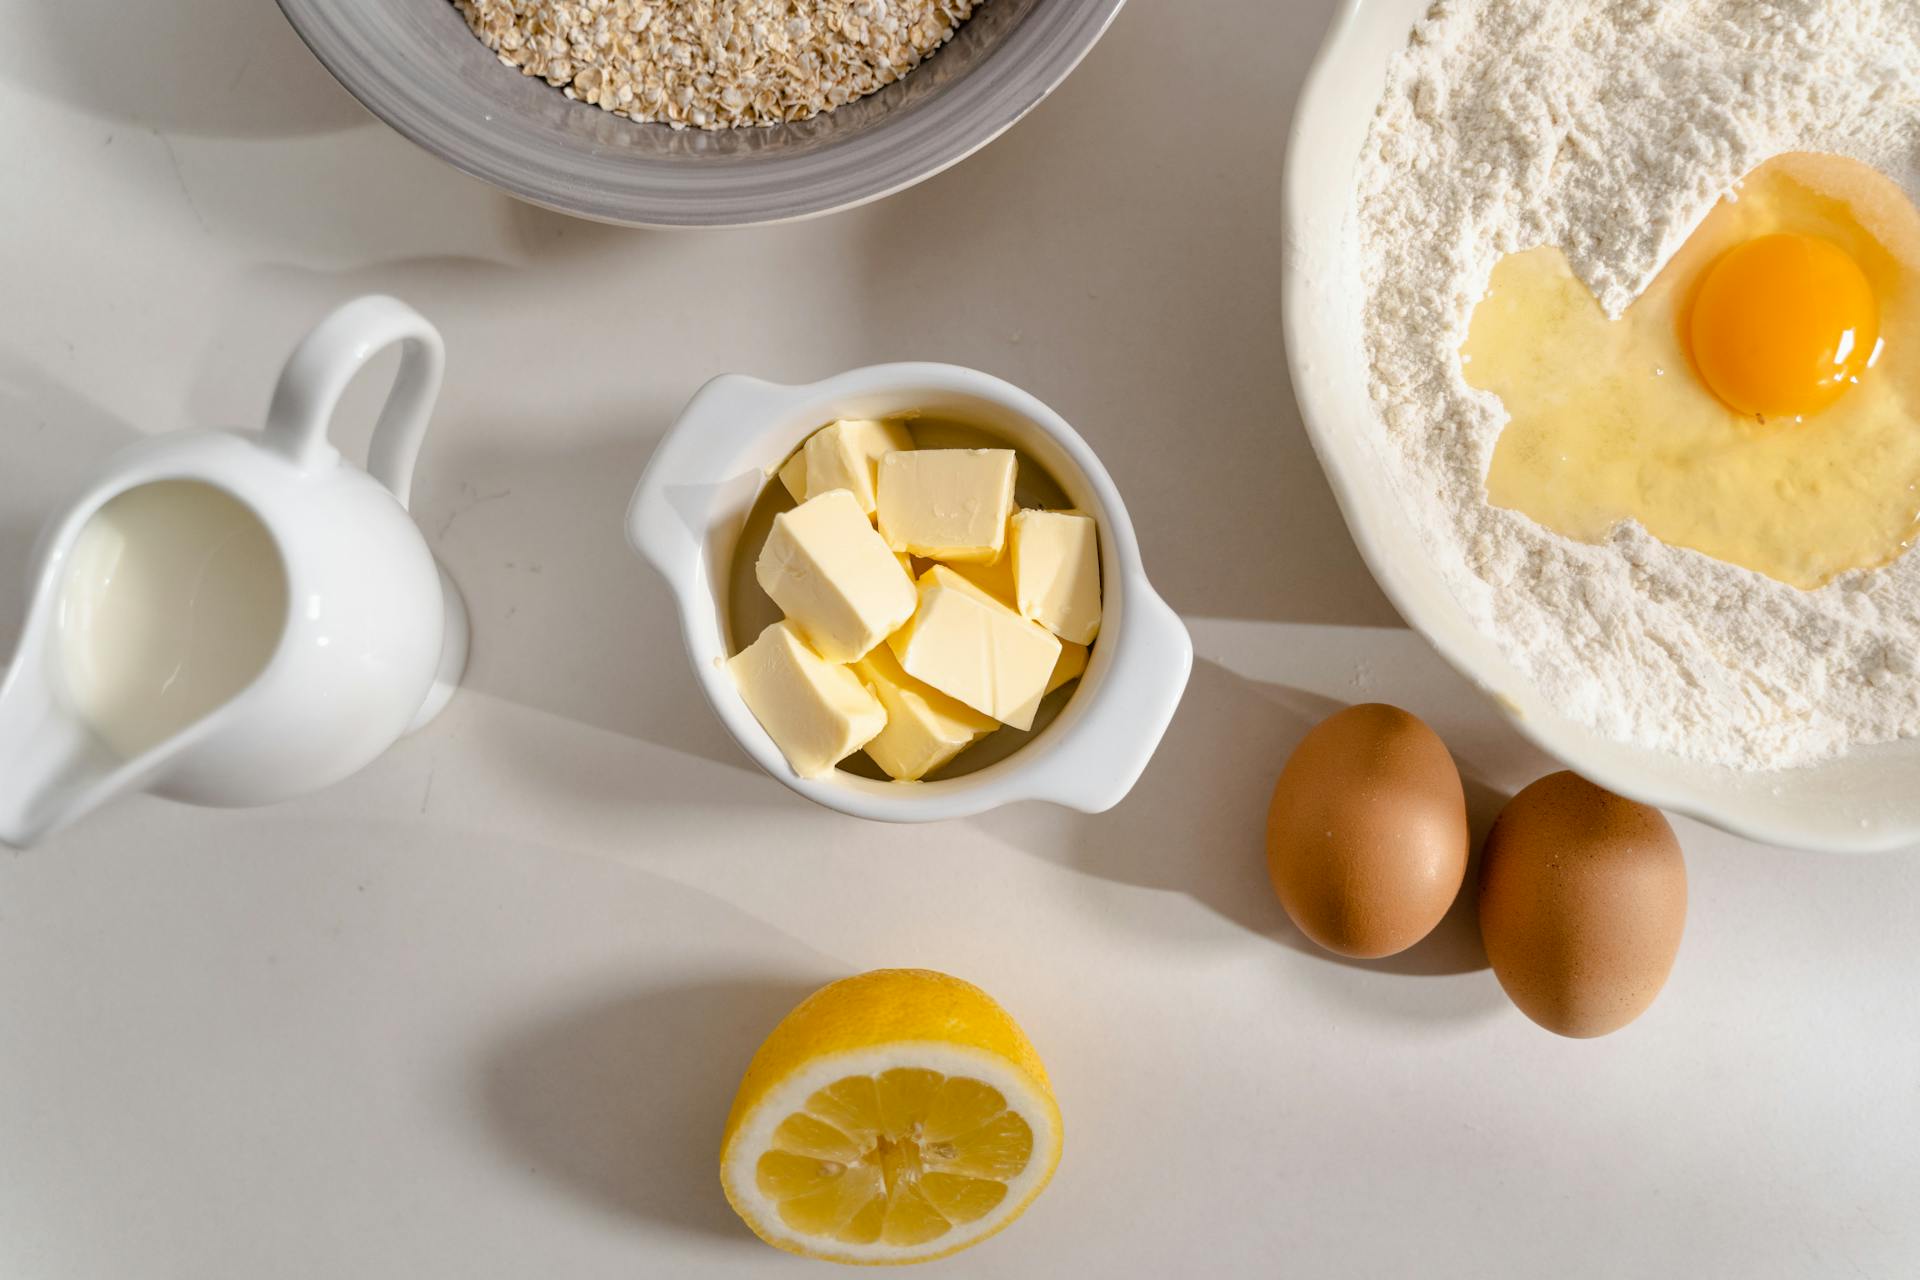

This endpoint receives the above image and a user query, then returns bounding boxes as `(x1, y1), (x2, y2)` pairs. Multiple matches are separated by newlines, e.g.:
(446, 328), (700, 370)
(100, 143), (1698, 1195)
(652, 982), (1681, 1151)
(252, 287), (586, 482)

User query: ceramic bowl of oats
(275, 0), (1126, 227)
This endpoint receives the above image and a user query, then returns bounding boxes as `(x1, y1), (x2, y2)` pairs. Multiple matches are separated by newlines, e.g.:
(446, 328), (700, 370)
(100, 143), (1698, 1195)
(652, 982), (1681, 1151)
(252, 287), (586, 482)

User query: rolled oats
(451, 0), (982, 130)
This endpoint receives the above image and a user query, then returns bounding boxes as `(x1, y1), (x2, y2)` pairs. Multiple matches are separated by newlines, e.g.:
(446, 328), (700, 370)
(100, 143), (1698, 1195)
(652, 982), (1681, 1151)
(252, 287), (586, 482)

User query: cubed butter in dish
(729, 621), (887, 777)
(1047, 638), (1090, 695)
(1011, 508), (1102, 644)
(853, 643), (999, 782)
(877, 449), (1017, 562)
(757, 489), (917, 662)
(804, 418), (915, 515)
(777, 450), (811, 504)
(889, 565), (1061, 731)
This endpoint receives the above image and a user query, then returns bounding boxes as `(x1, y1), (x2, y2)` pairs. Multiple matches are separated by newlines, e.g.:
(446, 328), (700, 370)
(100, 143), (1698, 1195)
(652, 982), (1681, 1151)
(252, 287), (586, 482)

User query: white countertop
(2, 1), (1915, 1276)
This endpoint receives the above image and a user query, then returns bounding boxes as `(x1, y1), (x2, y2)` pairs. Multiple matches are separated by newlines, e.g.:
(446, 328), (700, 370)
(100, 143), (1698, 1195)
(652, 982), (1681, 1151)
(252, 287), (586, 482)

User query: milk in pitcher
(56, 481), (288, 758)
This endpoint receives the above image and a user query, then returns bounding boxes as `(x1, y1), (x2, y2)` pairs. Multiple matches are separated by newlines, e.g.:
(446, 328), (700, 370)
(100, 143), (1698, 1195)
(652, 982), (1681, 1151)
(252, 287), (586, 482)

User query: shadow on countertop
(473, 973), (829, 1243)
(4, 0), (368, 138)
(0, 351), (144, 647)
(971, 660), (1512, 984)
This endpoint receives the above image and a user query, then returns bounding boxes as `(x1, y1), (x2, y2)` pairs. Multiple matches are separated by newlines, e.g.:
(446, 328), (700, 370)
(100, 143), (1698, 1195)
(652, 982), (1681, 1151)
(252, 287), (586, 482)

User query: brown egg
(1265, 704), (1469, 958)
(1478, 772), (1687, 1038)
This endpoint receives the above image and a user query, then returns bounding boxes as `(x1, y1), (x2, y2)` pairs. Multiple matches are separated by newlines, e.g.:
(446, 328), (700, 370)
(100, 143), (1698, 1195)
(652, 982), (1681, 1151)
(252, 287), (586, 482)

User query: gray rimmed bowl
(275, 0), (1127, 227)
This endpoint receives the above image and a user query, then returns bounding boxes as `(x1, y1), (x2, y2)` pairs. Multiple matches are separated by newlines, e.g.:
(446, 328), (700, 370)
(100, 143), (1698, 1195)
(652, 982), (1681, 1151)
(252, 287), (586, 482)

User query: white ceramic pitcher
(0, 295), (469, 847)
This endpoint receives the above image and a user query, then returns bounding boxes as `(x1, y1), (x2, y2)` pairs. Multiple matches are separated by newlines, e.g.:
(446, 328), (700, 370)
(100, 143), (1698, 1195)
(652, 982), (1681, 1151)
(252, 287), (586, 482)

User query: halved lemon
(719, 969), (1062, 1265)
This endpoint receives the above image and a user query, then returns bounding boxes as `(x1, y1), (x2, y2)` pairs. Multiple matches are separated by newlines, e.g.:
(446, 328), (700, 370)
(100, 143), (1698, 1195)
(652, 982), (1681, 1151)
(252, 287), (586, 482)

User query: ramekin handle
(627, 373), (807, 587)
(1022, 580), (1192, 815)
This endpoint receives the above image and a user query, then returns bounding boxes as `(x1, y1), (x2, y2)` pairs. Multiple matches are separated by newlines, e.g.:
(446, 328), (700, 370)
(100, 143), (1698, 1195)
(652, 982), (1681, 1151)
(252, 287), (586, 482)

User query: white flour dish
(1284, 0), (1920, 853)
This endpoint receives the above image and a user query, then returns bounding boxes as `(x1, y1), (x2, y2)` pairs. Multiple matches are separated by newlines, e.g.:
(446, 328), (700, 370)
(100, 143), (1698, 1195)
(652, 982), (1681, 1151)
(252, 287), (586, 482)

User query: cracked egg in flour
(1463, 152), (1920, 590)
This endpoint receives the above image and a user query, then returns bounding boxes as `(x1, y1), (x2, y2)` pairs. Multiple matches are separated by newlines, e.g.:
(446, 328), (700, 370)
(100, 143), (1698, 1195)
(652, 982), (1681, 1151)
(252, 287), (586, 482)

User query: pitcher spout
(0, 646), (136, 847)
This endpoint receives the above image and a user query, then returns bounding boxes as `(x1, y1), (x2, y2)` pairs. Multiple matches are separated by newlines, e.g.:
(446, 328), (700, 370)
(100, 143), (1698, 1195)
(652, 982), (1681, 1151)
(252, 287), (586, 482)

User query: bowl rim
(626, 362), (1192, 822)
(274, 0), (1130, 228)
(1282, 0), (1915, 854)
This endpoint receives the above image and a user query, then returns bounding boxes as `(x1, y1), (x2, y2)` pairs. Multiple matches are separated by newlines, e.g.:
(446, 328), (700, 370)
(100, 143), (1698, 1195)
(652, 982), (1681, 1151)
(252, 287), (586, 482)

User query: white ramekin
(627, 364), (1192, 822)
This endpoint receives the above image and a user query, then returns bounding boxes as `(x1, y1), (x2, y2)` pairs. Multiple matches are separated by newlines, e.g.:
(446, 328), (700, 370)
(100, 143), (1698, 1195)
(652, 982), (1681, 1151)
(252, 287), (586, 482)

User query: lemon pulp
(1463, 152), (1920, 589)
(757, 1067), (1033, 1246)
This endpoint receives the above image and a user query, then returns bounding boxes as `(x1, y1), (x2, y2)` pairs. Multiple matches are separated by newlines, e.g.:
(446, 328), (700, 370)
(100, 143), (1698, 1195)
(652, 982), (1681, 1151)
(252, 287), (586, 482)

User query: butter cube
(777, 450), (811, 504)
(1011, 509), (1102, 644)
(945, 537), (1017, 606)
(728, 621), (887, 777)
(853, 643), (999, 782)
(889, 565), (1061, 731)
(877, 449), (1017, 563)
(1047, 639), (1090, 695)
(757, 489), (916, 662)
(804, 418), (915, 515)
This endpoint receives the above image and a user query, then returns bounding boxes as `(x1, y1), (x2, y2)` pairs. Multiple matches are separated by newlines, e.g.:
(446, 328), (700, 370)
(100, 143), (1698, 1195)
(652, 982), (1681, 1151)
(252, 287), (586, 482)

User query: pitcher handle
(262, 295), (446, 509)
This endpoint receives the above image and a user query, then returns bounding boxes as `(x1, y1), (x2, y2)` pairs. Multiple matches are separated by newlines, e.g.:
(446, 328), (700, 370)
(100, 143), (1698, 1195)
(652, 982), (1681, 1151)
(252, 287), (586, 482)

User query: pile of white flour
(1357, 0), (1920, 770)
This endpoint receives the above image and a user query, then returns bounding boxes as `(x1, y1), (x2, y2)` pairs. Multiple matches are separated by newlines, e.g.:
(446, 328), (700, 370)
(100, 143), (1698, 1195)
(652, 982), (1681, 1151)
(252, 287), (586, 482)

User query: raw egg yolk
(1687, 233), (1879, 419)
